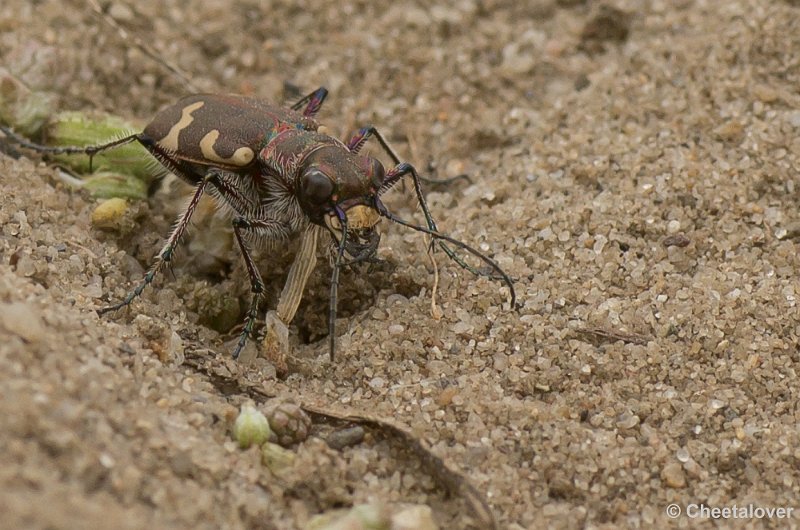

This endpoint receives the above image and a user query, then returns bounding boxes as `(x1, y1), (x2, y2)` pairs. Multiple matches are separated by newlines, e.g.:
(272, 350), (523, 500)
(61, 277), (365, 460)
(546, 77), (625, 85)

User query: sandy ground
(2, 0), (800, 528)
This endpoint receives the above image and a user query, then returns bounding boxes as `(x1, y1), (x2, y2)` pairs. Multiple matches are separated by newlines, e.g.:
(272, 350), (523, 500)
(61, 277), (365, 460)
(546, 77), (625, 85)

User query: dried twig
(183, 349), (497, 529)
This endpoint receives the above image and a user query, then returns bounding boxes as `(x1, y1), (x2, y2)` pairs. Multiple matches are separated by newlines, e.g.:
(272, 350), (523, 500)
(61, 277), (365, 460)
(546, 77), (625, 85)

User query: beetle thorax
(254, 130), (325, 180)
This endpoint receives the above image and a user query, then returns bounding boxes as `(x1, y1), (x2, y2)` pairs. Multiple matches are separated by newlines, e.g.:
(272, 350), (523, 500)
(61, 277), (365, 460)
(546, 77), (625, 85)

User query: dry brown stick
(183, 350), (498, 529)
(301, 404), (497, 529)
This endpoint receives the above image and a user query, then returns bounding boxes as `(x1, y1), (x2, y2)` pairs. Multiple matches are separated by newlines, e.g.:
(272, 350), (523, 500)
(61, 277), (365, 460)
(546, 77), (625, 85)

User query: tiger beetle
(0, 89), (516, 361)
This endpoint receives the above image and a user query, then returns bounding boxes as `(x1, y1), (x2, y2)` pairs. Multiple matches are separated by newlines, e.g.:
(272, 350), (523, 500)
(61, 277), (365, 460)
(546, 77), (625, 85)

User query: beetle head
(296, 146), (385, 260)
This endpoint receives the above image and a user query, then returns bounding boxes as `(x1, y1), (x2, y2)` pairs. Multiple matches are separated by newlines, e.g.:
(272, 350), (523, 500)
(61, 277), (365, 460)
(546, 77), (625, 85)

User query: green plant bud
(82, 171), (148, 200)
(44, 111), (155, 181)
(233, 404), (271, 449)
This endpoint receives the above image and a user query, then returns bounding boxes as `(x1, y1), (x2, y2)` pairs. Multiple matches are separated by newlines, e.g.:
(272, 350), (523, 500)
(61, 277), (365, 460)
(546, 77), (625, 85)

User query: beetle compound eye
(303, 169), (334, 204)
(358, 157), (385, 191)
(370, 159), (385, 190)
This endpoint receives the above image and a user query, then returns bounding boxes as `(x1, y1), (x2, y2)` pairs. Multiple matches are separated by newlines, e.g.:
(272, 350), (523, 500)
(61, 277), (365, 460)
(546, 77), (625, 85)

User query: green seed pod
(233, 404), (272, 449)
(44, 111), (156, 182)
(82, 171), (149, 200)
(260, 441), (295, 475)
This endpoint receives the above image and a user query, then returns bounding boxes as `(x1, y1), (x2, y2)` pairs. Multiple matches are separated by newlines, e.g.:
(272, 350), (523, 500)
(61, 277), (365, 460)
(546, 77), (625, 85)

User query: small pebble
(90, 198), (128, 230)
(391, 505), (439, 530)
(108, 2), (134, 21)
(0, 302), (45, 343)
(616, 413), (640, 430)
(661, 463), (687, 488)
(369, 377), (386, 390)
(666, 220), (681, 234)
(663, 234), (691, 247)
(306, 503), (390, 530)
(326, 426), (366, 450)
(787, 110), (800, 128)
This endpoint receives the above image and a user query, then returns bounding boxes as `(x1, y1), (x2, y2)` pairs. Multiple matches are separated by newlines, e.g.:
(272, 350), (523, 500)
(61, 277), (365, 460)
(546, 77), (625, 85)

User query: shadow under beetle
(1, 88), (516, 360)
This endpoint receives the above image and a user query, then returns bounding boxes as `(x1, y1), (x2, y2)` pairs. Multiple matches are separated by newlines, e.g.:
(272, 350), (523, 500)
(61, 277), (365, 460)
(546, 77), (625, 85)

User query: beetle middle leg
(231, 212), (327, 370)
(290, 87), (329, 118)
(229, 217), (269, 360)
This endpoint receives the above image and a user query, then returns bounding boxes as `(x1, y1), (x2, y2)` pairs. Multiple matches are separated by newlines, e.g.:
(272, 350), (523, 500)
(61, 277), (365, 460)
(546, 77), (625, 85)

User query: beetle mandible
(1, 88), (516, 360)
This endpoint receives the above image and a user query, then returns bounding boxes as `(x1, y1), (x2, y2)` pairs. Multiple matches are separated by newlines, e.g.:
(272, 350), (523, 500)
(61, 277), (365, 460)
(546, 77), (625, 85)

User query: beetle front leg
(351, 126), (497, 280)
(345, 126), (437, 231)
(383, 162), (494, 278)
(346, 125), (468, 185)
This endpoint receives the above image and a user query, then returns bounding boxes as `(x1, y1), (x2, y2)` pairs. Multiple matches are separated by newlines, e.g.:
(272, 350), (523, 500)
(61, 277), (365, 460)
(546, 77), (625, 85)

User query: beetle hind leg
(98, 175), (210, 315)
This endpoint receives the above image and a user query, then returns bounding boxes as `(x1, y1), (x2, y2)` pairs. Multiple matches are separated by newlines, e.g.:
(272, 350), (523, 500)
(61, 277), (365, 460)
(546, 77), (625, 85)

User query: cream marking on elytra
(159, 101), (205, 151)
(199, 130), (255, 166)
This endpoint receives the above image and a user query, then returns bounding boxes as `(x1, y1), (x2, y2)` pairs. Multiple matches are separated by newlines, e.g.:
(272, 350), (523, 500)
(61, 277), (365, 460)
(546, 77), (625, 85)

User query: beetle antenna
(375, 201), (516, 308)
(0, 125), (140, 158)
(328, 206), (349, 360)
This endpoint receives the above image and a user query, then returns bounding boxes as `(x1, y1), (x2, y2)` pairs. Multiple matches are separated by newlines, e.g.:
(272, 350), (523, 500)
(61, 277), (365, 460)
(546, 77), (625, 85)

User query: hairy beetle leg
(98, 174), (210, 315)
(230, 217), (265, 360)
(290, 87), (329, 118)
(230, 216), (292, 361)
(356, 126), (514, 288)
